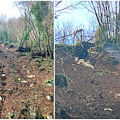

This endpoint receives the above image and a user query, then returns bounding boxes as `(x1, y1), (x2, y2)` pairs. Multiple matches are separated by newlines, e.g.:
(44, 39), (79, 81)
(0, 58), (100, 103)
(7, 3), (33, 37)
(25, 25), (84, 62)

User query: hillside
(55, 44), (120, 119)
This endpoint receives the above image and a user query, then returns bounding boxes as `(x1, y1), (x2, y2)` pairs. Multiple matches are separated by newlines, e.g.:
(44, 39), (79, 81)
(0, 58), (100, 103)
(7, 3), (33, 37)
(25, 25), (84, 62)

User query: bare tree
(83, 1), (120, 45)
(55, 1), (82, 18)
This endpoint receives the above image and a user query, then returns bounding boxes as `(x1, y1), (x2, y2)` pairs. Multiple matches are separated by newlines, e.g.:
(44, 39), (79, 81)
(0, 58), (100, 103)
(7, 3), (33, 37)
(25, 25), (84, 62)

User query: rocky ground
(55, 46), (120, 119)
(0, 42), (54, 119)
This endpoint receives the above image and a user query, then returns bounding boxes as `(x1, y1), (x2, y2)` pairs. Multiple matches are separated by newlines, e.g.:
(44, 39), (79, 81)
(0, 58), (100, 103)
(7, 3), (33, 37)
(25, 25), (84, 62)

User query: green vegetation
(18, 105), (44, 119)
(55, 74), (68, 88)
(34, 57), (54, 73)
(45, 78), (54, 87)
(95, 70), (106, 77)
(13, 78), (21, 82)
(0, 1), (54, 59)
(2, 30), (8, 42)
(7, 111), (15, 119)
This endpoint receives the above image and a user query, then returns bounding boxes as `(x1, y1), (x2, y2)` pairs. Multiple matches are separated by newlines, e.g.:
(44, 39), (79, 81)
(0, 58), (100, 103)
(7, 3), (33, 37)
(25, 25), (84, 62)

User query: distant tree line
(0, 1), (54, 59)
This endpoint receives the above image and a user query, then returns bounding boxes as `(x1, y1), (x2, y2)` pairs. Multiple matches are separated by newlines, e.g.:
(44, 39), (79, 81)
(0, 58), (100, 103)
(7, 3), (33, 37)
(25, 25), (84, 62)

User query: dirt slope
(55, 49), (120, 119)
(0, 42), (54, 119)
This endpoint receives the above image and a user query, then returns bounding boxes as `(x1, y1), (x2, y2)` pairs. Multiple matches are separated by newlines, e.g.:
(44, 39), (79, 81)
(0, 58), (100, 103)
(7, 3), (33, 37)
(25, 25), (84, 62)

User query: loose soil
(0, 42), (54, 119)
(55, 46), (120, 119)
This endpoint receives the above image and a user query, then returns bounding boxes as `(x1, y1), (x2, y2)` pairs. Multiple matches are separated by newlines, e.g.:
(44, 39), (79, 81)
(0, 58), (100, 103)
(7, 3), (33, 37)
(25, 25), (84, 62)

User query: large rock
(77, 59), (85, 64)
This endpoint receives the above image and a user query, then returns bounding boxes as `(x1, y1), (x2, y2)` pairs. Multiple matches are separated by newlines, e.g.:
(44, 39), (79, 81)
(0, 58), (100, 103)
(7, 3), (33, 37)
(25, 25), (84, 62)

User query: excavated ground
(0, 42), (54, 119)
(55, 47), (120, 119)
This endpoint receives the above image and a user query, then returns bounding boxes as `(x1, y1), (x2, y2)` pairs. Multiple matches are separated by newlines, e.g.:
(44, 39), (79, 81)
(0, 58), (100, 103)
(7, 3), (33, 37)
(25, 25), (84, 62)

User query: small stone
(46, 94), (53, 101)
(86, 60), (90, 64)
(1, 73), (6, 80)
(46, 83), (53, 87)
(1, 74), (5, 77)
(21, 81), (28, 83)
(74, 68), (76, 71)
(104, 108), (112, 111)
(30, 84), (34, 87)
(46, 115), (52, 119)
(0, 96), (2, 101)
(77, 59), (85, 64)
(27, 75), (35, 78)
(74, 57), (79, 63)
(115, 93), (120, 98)
(18, 78), (21, 81)
(27, 70), (30, 74)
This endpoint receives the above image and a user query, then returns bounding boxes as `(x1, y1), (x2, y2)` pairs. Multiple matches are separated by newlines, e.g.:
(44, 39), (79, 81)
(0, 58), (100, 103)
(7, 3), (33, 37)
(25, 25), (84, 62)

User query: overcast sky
(0, 0), (21, 19)
(55, 1), (97, 30)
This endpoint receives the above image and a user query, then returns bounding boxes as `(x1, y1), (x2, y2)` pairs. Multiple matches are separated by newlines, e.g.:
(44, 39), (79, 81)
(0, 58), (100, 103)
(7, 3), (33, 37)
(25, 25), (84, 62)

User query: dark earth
(55, 45), (120, 119)
(0, 42), (54, 119)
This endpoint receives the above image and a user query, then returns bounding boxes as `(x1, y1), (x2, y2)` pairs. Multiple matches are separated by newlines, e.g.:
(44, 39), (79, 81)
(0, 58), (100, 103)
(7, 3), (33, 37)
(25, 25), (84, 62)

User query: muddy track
(0, 63), (6, 118)
(0, 43), (54, 119)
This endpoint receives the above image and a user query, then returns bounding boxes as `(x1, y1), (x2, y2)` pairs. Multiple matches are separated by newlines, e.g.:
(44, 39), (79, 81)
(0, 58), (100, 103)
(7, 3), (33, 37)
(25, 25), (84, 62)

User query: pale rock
(46, 83), (53, 87)
(46, 95), (53, 101)
(75, 58), (94, 69)
(27, 75), (35, 78)
(18, 78), (21, 81)
(21, 81), (28, 83)
(30, 84), (34, 87)
(46, 115), (52, 119)
(74, 68), (76, 71)
(1, 44), (4, 47)
(115, 93), (120, 98)
(86, 60), (90, 64)
(1, 73), (6, 80)
(83, 63), (94, 69)
(74, 57), (79, 63)
(1, 74), (5, 77)
(0, 96), (2, 101)
(104, 108), (112, 111)
(77, 59), (85, 64)
(27, 70), (30, 74)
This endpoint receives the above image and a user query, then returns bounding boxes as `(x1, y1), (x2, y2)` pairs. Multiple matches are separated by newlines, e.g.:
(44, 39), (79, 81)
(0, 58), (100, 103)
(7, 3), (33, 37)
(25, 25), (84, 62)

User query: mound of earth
(55, 46), (120, 119)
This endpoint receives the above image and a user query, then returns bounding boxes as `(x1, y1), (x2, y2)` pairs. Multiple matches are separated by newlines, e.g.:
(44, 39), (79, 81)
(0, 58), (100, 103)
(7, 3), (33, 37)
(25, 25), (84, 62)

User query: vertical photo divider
(54, 0), (55, 119)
